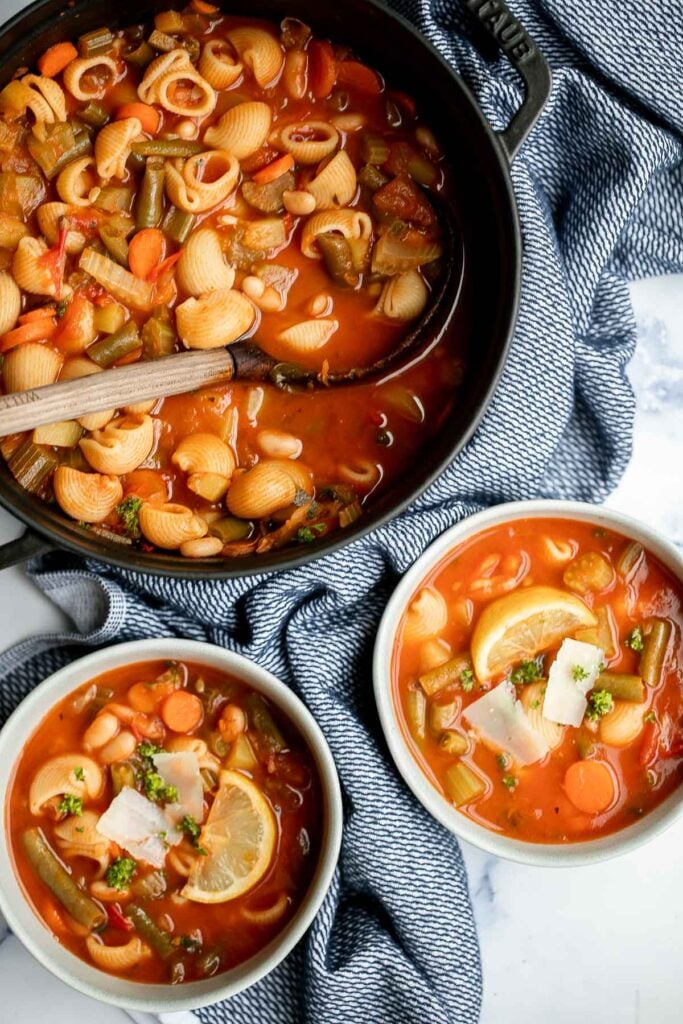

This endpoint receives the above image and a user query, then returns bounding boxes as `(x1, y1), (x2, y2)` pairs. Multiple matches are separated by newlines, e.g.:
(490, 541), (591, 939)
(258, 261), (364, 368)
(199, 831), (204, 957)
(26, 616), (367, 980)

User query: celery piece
(444, 762), (486, 806)
(7, 440), (58, 493)
(78, 27), (115, 57)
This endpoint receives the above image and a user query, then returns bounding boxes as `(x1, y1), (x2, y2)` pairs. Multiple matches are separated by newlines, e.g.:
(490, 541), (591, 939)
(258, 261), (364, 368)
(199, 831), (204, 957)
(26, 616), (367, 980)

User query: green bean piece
(595, 673), (645, 703)
(132, 138), (205, 159)
(7, 441), (58, 494)
(418, 653), (473, 697)
(208, 516), (252, 543)
(317, 233), (358, 288)
(98, 224), (129, 266)
(125, 902), (174, 959)
(110, 761), (135, 795)
(361, 132), (390, 165)
(87, 321), (141, 367)
(49, 132), (93, 181)
(27, 122), (76, 177)
(131, 870), (167, 900)
(127, 150), (147, 175)
(136, 159), (165, 230)
(78, 102), (109, 127)
(406, 687), (427, 741)
(162, 205), (196, 244)
(407, 154), (437, 187)
(617, 541), (644, 577)
(640, 619), (672, 688)
(443, 763), (485, 807)
(94, 185), (135, 213)
(78, 28), (115, 57)
(22, 829), (106, 931)
(141, 315), (177, 358)
(126, 41), (155, 67)
(358, 164), (390, 191)
(244, 693), (287, 753)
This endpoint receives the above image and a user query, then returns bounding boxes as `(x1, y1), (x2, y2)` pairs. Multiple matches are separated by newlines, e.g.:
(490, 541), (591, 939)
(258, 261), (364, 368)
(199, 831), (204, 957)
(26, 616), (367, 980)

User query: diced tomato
(307, 40), (336, 98)
(106, 903), (133, 931)
(372, 174), (437, 230)
(639, 721), (659, 767)
(52, 293), (93, 355)
(336, 60), (382, 94)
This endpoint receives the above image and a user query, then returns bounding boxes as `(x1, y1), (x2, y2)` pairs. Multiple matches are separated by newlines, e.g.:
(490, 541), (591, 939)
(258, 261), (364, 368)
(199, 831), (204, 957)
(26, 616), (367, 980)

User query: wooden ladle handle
(0, 348), (237, 435)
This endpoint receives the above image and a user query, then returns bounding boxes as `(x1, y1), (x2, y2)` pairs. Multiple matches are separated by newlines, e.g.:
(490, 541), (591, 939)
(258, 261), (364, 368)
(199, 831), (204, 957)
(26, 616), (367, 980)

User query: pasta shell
(277, 120), (339, 164)
(0, 271), (21, 334)
(226, 459), (313, 519)
(176, 228), (235, 296)
(403, 587), (448, 643)
(80, 414), (155, 475)
(3, 342), (62, 392)
(53, 466), (123, 523)
(56, 156), (98, 206)
(172, 432), (236, 477)
(60, 356), (115, 429)
(22, 74), (67, 122)
(138, 502), (208, 549)
(164, 150), (240, 213)
(204, 101), (271, 160)
(63, 56), (119, 101)
(276, 318), (338, 353)
(374, 270), (429, 321)
(226, 26), (284, 88)
(300, 209), (372, 259)
(86, 936), (152, 972)
(419, 638), (452, 674)
(198, 39), (243, 89)
(95, 117), (142, 179)
(54, 810), (104, 848)
(29, 754), (103, 815)
(155, 66), (216, 118)
(0, 211), (29, 249)
(599, 701), (645, 747)
(176, 288), (256, 349)
(12, 236), (61, 297)
(521, 682), (565, 750)
(305, 151), (357, 210)
(137, 49), (191, 104)
(36, 202), (86, 254)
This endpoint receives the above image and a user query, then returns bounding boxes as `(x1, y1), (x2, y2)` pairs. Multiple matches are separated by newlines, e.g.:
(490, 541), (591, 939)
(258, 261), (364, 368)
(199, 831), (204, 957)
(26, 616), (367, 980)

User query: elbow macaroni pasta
(164, 150), (240, 213)
(176, 227), (236, 296)
(203, 101), (271, 160)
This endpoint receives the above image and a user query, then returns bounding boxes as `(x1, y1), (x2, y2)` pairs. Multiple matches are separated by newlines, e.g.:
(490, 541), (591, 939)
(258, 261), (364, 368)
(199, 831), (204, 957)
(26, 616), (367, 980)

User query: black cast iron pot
(0, 0), (551, 578)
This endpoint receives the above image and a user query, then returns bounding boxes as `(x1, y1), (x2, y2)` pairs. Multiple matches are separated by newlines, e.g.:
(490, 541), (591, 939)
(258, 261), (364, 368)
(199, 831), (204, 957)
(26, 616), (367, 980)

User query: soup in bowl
(374, 501), (683, 866)
(0, 638), (342, 1010)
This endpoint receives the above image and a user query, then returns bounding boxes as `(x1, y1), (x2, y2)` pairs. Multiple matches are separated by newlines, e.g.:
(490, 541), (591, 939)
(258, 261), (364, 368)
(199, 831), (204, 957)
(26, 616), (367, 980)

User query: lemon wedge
(471, 585), (597, 681)
(181, 770), (276, 904)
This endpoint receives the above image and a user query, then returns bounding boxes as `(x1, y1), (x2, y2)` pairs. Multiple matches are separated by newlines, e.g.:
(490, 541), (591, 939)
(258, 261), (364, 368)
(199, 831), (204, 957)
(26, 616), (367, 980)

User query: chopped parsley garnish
(116, 495), (143, 540)
(178, 814), (207, 855)
(495, 753), (510, 771)
(586, 689), (614, 722)
(626, 627), (645, 652)
(510, 658), (543, 685)
(105, 856), (137, 891)
(57, 794), (83, 817)
(460, 668), (475, 692)
(501, 775), (518, 790)
(179, 935), (202, 953)
(55, 298), (69, 319)
(530, 699), (541, 710)
(138, 741), (164, 761)
(73, 766), (85, 782)
(143, 772), (178, 805)
(572, 664), (589, 682)
(644, 711), (656, 724)
(296, 523), (326, 544)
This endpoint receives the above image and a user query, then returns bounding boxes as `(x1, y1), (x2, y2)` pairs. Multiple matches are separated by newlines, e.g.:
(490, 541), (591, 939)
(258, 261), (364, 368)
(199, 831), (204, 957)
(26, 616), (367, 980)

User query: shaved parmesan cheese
(152, 751), (204, 826)
(97, 787), (181, 868)
(464, 680), (549, 765)
(543, 638), (603, 727)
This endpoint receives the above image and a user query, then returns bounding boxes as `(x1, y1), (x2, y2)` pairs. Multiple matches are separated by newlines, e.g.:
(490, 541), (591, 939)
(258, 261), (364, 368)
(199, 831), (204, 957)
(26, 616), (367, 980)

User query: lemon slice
(181, 770), (276, 904)
(471, 585), (597, 681)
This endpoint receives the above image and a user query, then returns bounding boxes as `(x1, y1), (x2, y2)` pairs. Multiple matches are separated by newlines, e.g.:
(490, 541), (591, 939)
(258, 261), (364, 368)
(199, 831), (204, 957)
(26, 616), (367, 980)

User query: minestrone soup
(0, 5), (463, 558)
(6, 659), (323, 983)
(392, 518), (683, 843)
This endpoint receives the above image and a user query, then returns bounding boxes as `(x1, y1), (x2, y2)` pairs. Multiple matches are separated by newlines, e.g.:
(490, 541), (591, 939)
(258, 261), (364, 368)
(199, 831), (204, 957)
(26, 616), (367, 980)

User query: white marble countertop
(0, 274), (681, 1022)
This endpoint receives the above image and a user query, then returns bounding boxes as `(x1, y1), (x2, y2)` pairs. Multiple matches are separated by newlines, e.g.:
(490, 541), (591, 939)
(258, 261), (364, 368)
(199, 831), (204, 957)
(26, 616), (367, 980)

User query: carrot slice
(336, 60), (382, 94)
(148, 250), (182, 283)
(115, 102), (161, 135)
(191, 0), (219, 11)
(564, 760), (615, 814)
(0, 317), (57, 352)
(37, 41), (78, 78)
(307, 40), (336, 99)
(128, 228), (165, 280)
(251, 152), (295, 185)
(123, 468), (167, 505)
(160, 690), (204, 733)
(18, 305), (57, 324)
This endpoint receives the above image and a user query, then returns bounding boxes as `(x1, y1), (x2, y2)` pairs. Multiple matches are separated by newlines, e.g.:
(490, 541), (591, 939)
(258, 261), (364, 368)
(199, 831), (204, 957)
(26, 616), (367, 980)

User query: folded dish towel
(1, 1), (682, 1022)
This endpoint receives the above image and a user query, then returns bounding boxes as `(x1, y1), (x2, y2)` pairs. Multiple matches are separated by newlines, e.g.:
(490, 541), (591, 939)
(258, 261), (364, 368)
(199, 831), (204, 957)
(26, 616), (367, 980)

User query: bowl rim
(0, 638), (343, 1011)
(373, 499), (683, 867)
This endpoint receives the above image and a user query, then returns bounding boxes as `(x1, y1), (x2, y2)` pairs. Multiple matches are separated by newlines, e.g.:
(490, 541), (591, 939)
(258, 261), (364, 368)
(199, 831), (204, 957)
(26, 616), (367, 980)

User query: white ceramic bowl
(374, 499), (683, 867)
(0, 638), (343, 1011)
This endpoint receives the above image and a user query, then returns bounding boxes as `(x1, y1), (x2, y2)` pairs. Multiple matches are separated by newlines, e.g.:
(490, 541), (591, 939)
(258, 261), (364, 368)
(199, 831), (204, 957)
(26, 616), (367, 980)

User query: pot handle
(0, 528), (54, 570)
(463, 0), (552, 160)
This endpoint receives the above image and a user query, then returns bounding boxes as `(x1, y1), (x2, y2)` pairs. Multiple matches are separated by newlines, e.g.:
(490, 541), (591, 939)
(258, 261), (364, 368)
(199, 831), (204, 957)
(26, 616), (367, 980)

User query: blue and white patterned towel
(1, 1), (682, 1021)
